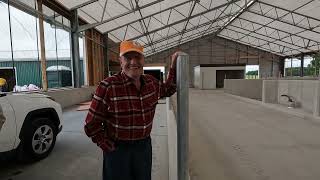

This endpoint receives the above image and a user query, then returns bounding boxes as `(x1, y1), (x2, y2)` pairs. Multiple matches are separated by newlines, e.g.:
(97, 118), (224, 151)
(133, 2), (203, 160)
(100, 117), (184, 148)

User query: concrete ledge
(42, 86), (96, 108)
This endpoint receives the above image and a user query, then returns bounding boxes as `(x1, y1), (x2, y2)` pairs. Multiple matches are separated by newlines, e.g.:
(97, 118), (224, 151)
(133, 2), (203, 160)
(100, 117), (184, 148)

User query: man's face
(119, 51), (145, 79)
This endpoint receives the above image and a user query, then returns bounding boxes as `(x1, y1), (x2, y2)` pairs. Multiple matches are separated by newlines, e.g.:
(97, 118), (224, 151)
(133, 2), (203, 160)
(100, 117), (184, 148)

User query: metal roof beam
(206, 0), (257, 38)
(145, 24), (247, 55)
(78, 0), (164, 32)
(147, 0), (254, 51)
(224, 28), (301, 54)
(218, 34), (285, 56)
(145, 27), (283, 57)
(143, 13), (234, 48)
(200, 0), (236, 37)
(145, 34), (263, 58)
(257, 0), (320, 22)
(177, 0), (198, 45)
(228, 24), (315, 51)
(127, 0), (242, 41)
(237, 17), (320, 45)
(146, 29), (218, 55)
(237, 0), (320, 44)
(134, 0), (155, 52)
(106, 0), (195, 33)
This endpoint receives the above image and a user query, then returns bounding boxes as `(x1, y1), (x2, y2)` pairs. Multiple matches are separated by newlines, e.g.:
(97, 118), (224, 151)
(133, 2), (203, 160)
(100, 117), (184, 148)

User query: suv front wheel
(19, 117), (57, 162)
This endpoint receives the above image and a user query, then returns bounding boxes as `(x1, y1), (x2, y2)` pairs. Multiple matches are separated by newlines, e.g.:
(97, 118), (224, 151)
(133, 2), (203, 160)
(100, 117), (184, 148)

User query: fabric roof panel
(201, 10), (219, 22)
(145, 17), (163, 32)
(281, 13), (307, 28)
(137, 36), (148, 45)
(96, 21), (121, 32)
(80, 3), (104, 22)
(220, 29), (240, 40)
(140, 3), (160, 17)
(188, 16), (202, 28)
(191, 1), (207, 16)
(268, 21), (304, 34)
(101, 0), (137, 21)
(55, 0), (91, 10)
(240, 12), (273, 25)
(110, 27), (127, 41)
(174, 1), (193, 17)
(296, 1), (320, 20)
(167, 7), (188, 24)
(124, 26), (144, 40)
(260, 0), (312, 11)
(167, 21), (186, 35)
(152, 12), (171, 26)
(296, 31), (320, 42)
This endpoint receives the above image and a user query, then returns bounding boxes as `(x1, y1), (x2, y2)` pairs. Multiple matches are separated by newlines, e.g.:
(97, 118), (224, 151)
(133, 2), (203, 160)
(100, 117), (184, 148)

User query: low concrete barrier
(263, 80), (320, 115)
(224, 79), (263, 100)
(42, 86), (96, 108)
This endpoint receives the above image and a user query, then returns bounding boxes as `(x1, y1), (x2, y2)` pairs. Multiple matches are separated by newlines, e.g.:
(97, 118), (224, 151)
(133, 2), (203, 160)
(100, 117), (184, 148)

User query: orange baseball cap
(119, 40), (144, 56)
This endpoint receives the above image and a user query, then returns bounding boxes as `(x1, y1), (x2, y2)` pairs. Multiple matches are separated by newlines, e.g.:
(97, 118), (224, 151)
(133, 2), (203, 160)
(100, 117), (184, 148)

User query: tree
(308, 53), (320, 76)
(246, 70), (258, 75)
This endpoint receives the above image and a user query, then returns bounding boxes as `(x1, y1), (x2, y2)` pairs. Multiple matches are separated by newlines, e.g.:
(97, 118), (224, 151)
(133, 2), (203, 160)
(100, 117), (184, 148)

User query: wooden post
(37, 0), (48, 91)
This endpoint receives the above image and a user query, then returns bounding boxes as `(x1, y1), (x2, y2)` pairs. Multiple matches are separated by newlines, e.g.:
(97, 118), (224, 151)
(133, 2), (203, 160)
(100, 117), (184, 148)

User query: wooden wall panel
(85, 29), (104, 86)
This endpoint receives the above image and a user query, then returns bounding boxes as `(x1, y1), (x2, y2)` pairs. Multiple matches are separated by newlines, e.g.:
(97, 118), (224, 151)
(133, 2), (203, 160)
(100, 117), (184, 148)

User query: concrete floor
(189, 89), (320, 180)
(0, 101), (169, 180)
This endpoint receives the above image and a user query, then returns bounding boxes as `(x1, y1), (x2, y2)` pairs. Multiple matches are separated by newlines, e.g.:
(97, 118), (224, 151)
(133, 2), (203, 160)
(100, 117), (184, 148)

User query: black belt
(114, 136), (151, 146)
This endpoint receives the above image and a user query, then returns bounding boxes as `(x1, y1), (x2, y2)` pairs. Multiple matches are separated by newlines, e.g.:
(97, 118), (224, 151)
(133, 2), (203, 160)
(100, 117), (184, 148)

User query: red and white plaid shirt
(84, 68), (176, 152)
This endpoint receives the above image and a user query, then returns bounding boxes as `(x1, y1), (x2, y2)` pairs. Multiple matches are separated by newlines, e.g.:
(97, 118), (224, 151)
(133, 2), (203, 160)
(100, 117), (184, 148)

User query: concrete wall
(42, 86), (96, 108)
(224, 79), (263, 100)
(194, 66), (201, 89)
(262, 80), (278, 103)
(194, 66), (246, 89)
(145, 36), (281, 86)
(263, 80), (320, 115)
(259, 54), (280, 78)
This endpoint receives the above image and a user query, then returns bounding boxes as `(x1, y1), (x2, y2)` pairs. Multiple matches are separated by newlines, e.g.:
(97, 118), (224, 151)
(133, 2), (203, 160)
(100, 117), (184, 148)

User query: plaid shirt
(84, 68), (176, 152)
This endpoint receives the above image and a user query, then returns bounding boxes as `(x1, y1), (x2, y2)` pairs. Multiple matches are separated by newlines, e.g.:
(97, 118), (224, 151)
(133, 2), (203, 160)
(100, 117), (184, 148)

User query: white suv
(0, 92), (63, 161)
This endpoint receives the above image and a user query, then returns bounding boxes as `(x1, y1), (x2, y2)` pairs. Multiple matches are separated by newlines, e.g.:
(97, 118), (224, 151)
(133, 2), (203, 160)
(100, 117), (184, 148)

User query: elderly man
(84, 40), (178, 180)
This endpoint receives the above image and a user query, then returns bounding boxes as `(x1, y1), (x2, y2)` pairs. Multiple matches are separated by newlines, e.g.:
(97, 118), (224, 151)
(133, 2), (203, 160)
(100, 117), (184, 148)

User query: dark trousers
(103, 137), (152, 180)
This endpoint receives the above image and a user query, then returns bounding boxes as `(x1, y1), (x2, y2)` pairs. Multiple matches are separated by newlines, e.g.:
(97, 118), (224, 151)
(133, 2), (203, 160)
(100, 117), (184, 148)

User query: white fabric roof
(15, 0), (320, 57)
(219, 0), (320, 56)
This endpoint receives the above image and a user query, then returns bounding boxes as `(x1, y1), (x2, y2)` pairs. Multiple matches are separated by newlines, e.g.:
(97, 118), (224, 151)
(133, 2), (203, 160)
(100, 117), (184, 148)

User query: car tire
(19, 117), (57, 162)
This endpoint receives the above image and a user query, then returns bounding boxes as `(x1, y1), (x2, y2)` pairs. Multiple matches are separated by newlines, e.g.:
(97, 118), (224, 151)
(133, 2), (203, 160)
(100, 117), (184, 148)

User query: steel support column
(103, 33), (109, 77)
(71, 9), (81, 88)
(301, 54), (304, 77)
(37, 0), (48, 91)
(177, 52), (189, 180)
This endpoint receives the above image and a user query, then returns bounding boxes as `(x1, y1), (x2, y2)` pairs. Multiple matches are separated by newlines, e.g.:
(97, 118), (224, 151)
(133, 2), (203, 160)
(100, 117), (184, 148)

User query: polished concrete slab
(188, 89), (320, 180)
(0, 102), (169, 180)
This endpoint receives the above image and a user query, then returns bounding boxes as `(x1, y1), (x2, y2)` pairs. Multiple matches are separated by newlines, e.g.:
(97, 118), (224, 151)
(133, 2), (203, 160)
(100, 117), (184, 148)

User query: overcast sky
(0, 2), (83, 60)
